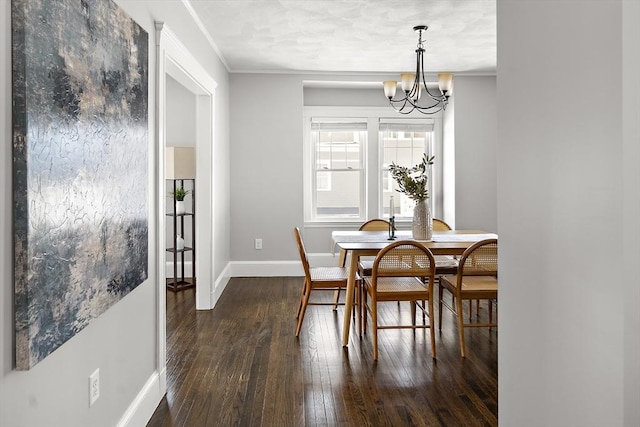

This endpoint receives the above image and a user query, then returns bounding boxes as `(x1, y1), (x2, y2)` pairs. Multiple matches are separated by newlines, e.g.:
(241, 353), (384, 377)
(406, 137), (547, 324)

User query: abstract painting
(12, 0), (149, 370)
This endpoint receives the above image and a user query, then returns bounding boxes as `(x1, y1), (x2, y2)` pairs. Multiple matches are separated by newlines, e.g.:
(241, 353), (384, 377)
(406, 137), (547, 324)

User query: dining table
(332, 229), (498, 347)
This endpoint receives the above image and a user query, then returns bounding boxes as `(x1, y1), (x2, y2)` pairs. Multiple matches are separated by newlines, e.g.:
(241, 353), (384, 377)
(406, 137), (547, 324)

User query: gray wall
(498, 0), (640, 426)
(304, 87), (388, 107)
(0, 1), (231, 425)
(230, 74), (498, 261)
(230, 74), (304, 261)
(454, 76), (497, 233)
(166, 76), (197, 147)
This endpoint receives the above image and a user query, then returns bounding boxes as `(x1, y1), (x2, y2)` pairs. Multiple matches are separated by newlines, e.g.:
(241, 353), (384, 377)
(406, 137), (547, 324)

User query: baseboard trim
(117, 368), (165, 427)
(211, 262), (232, 305)
(230, 253), (339, 277)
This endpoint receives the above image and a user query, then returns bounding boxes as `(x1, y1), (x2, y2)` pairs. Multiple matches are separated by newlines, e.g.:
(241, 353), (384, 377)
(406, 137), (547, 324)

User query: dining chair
(333, 219), (392, 309)
(399, 218), (456, 323)
(359, 218), (457, 275)
(438, 238), (498, 357)
(430, 217), (459, 274)
(360, 240), (437, 360)
(430, 218), (483, 320)
(294, 227), (356, 337)
(432, 218), (452, 231)
(337, 218), (391, 268)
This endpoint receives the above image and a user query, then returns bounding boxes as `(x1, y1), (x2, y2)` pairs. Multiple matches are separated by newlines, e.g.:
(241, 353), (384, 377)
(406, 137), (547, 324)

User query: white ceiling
(186, 0), (496, 75)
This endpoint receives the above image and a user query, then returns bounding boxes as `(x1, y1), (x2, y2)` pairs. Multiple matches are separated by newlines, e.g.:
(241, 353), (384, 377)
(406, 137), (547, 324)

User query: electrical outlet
(254, 238), (263, 250)
(89, 369), (100, 407)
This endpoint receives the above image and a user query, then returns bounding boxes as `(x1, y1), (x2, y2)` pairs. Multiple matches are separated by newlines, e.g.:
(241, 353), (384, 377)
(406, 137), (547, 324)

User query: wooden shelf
(166, 247), (193, 253)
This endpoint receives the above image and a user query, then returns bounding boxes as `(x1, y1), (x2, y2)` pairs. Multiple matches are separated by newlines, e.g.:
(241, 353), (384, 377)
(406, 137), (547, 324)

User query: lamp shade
(166, 147), (195, 179)
(383, 81), (398, 99)
(438, 73), (453, 94)
(400, 73), (415, 92)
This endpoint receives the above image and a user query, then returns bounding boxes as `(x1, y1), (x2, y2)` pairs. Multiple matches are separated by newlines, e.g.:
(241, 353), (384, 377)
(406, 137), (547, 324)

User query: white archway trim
(154, 21), (218, 396)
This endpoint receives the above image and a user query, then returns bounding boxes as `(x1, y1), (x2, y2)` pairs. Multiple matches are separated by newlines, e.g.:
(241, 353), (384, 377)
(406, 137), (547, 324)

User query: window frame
(303, 106), (443, 225)
(379, 119), (436, 221)
(306, 116), (367, 222)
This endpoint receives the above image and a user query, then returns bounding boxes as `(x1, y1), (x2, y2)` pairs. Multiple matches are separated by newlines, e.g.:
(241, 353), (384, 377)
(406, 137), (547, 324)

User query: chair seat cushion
(309, 266), (350, 282)
(440, 274), (498, 295)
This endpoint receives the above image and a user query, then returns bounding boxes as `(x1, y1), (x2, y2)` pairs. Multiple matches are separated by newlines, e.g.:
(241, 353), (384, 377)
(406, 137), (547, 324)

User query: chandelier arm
(388, 98), (413, 115)
(413, 105), (445, 115)
(388, 96), (444, 115)
(418, 51), (446, 102)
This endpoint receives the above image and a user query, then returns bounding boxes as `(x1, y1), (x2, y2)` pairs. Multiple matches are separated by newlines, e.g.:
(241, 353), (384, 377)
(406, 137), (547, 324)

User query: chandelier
(383, 25), (453, 115)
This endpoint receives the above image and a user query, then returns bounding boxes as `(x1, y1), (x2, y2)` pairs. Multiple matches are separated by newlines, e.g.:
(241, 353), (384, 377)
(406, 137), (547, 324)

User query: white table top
(331, 230), (497, 252)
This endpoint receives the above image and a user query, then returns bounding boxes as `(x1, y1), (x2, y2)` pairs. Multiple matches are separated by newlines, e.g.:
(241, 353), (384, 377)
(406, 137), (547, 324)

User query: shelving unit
(166, 178), (196, 292)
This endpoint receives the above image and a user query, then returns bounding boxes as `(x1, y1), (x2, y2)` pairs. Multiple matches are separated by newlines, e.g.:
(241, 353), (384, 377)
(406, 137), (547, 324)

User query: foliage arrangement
(388, 153), (435, 203)
(170, 187), (190, 201)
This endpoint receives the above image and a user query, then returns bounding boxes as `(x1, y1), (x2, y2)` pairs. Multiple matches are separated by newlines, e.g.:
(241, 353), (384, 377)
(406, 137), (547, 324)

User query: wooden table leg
(342, 249), (360, 347)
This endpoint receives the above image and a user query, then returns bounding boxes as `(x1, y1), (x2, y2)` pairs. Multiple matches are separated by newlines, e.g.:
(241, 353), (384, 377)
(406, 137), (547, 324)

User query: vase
(176, 235), (185, 251)
(412, 200), (432, 241)
(175, 200), (185, 215)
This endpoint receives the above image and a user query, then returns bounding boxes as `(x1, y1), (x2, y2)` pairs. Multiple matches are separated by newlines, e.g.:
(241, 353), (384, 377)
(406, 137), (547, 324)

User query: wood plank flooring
(147, 277), (497, 426)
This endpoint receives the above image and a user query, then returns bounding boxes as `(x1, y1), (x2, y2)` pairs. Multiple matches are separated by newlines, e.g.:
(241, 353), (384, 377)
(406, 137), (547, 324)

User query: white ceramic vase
(176, 235), (185, 251)
(412, 199), (433, 241)
(175, 200), (185, 215)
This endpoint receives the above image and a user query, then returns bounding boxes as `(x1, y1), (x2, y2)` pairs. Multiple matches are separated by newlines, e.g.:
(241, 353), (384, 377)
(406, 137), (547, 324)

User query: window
(380, 120), (434, 219)
(303, 107), (441, 224)
(308, 120), (366, 221)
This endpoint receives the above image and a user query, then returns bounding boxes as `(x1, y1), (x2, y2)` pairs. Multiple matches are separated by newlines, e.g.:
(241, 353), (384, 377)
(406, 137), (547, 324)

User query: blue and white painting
(12, 0), (149, 370)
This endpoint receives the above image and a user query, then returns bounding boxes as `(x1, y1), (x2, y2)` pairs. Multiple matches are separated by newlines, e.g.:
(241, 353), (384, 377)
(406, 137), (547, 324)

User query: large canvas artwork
(12, 0), (149, 370)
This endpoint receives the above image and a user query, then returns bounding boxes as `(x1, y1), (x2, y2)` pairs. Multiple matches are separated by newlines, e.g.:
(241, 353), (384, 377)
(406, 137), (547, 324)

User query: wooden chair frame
(361, 240), (437, 360)
(432, 218), (452, 231)
(294, 227), (357, 337)
(333, 219), (392, 309)
(438, 238), (498, 357)
(337, 219), (391, 268)
(431, 217), (482, 319)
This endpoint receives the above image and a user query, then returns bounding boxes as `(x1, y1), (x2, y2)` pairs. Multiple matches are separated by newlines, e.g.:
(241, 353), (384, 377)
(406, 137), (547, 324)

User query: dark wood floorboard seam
(147, 277), (498, 426)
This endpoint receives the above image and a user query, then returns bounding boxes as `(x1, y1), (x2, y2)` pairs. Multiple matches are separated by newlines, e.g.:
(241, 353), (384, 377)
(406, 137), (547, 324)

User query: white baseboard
(169, 253), (340, 279)
(211, 262), (232, 305)
(229, 253), (339, 277)
(117, 368), (165, 427)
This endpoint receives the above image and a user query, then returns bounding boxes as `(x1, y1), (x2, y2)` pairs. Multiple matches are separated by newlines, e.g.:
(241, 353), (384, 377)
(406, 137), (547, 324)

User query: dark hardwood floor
(147, 277), (497, 426)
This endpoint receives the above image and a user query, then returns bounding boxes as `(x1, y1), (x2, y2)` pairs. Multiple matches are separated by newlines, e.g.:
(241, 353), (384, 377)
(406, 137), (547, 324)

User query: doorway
(155, 22), (217, 390)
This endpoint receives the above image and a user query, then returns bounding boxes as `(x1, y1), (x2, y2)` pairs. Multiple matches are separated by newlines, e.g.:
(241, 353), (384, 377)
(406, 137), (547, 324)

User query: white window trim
(303, 106), (443, 225)
(378, 118), (439, 222)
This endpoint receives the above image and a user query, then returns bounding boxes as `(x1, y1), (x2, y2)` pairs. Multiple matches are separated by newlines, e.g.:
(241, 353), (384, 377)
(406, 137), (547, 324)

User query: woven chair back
(432, 218), (453, 231)
(372, 240), (435, 279)
(459, 239), (498, 276)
